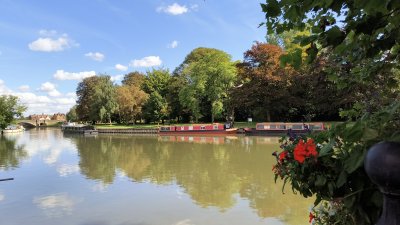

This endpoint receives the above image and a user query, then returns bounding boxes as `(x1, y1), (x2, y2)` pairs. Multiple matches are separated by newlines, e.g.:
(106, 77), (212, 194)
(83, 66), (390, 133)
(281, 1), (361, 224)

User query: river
(0, 128), (313, 225)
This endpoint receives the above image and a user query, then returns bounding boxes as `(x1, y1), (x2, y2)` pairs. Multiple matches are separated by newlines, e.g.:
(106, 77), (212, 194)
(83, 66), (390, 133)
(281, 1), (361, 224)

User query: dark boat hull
(244, 128), (312, 136)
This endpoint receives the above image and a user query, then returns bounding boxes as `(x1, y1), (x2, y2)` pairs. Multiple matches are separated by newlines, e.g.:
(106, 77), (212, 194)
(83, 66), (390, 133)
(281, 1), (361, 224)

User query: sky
(0, 0), (266, 116)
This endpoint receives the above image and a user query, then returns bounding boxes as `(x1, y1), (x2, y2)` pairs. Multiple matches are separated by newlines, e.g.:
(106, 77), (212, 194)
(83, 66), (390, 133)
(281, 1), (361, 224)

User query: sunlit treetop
(261, 0), (400, 68)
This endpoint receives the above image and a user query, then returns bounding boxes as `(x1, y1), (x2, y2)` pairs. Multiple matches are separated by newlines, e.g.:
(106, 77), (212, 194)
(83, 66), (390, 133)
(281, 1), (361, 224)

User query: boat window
(213, 125), (218, 130)
(256, 125), (264, 129)
(291, 125), (304, 130)
(201, 126), (206, 130)
(269, 125), (276, 129)
(278, 125), (286, 129)
(310, 124), (322, 130)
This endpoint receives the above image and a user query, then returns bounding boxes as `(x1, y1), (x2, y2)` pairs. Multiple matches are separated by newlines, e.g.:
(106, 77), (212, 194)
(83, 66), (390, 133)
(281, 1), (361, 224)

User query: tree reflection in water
(0, 134), (27, 170)
(67, 134), (312, 223)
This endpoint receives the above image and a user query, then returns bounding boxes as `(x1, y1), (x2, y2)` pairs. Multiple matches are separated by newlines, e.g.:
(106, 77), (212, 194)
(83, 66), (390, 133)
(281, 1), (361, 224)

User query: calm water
(0, 129), (313, 225)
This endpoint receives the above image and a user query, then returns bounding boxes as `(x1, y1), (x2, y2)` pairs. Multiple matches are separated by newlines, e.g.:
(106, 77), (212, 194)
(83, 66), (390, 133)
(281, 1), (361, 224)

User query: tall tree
(66, 105), (78, 122)
(0, 95), (26, 129)
(93, 75), (118, 124)
(76, 75), (118, 123)
(141, 68), (171, 123)
(178, 47), (237, 122)
(116, 85), (148, 124)
(231, 43), (296, 121)
(76, 76), (98, 122)
(121, 71), (146, 88)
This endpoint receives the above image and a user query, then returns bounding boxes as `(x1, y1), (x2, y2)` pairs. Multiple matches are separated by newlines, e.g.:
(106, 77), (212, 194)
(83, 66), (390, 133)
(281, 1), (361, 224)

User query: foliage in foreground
(0, 95), (26, 129)
(273, 102), (400, 224)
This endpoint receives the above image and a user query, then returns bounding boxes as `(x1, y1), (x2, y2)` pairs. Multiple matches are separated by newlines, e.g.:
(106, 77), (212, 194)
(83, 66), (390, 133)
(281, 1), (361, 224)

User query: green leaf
(315, 175), (327, 186)
(336, 170), (347, 188)
(324, 26), (345, 47)
(319, 139), (335, 157)
(262, 0), (281, 17)
(362, 128), (378, 141)
(344, 148), (366, 173)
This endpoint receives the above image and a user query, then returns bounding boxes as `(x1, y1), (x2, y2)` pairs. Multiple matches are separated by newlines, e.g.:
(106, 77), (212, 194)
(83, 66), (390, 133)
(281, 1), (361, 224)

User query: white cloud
(53, 70), (96, 81)
(28, 30), (77, 52)
(38, 82), (61, 97)
(39, 29), (58, 36)
(168, 40), (179, 49)
(172, 219), (195, 225)
(28, 36), (74, 52)
(130, 56), (162, 67)
(57, 164), (80, 177)
(0, 80), (77, 116)
(85, 52), (105, 62)
(66, 92), (76, 98)
(157, 3), (188, 15)
(115, 63), (128, 71)
(33, 193), (79, 218)
(18, 85), (30, 92)
(0, 79), (12, 94)
(0, 193), (4, 201)
(191, 4), (199, 11)
(110, 75), (123, 82)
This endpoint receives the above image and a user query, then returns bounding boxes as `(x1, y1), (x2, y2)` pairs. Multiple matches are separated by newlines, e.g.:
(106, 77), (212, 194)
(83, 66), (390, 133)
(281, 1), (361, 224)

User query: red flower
(309, 212), (315, 223)
(279, 151), (288, 162)
(294, 139), (318, 164)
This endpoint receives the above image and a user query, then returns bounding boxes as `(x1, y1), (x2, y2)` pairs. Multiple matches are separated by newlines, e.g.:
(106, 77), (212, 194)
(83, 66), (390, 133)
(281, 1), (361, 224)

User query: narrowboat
(158, 123), (237, 136)
(1, 125), (25, 134)
(158, 135), (227, 144)
(61, 122), (98, 135)
(244, 122), (325, 136)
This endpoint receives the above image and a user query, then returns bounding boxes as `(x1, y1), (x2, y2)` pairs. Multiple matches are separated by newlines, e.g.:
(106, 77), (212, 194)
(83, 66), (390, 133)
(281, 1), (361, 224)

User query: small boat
(244, 122), (326, 136)
(61, 122), (98, 135)
(159, 123), (237, 136)
(1, 125), (25, 134)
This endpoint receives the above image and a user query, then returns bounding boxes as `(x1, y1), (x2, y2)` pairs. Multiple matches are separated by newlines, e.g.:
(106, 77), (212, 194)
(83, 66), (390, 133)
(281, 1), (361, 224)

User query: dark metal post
(365, 141), (400, 225)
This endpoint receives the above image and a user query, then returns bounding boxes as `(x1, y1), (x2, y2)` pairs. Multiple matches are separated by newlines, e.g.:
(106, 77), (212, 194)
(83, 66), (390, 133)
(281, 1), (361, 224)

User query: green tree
(143, 92), (169, 124)
(142, 68), (171, 96)
(166, 75), (191, 123)
(0, 95), (26, 129)
(76, 75), (118, 124)
(141, 68), (171, 123)
(93, 75), (118, 124)
(66, 105), (78, 122)
(178, 47), (237, 122)
(76, 76), (98, 122)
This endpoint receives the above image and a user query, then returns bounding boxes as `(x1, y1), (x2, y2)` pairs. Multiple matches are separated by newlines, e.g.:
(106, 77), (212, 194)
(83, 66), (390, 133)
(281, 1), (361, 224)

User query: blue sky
(0, 0), (266, 115)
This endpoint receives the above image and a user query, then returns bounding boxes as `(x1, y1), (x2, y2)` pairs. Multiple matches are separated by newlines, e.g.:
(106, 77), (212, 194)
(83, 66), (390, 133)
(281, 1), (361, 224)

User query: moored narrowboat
(159, 123), (237, 136)
(245, 122), (325, 136)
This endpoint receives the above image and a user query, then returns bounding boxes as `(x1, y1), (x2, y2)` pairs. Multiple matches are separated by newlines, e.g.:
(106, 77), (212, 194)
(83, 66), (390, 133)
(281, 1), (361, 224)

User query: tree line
(67, 40), (399, 124)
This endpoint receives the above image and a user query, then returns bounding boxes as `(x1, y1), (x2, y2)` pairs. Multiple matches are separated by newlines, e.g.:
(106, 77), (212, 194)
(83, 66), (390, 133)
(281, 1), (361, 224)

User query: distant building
(29, 114), (51, 121)
(51, 113), (66, 121)
(28, 113), (66, 122)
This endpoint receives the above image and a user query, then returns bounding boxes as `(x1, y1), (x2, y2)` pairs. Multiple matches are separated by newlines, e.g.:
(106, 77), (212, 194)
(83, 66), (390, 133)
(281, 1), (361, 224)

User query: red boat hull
(159, 128), (237, 136)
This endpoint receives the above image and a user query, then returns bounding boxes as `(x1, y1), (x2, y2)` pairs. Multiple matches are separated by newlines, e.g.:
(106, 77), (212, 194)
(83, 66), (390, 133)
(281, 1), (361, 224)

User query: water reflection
(33, 193), (81, 218)
(64, 134), (311, 223)
(0, 134), (27, 170)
